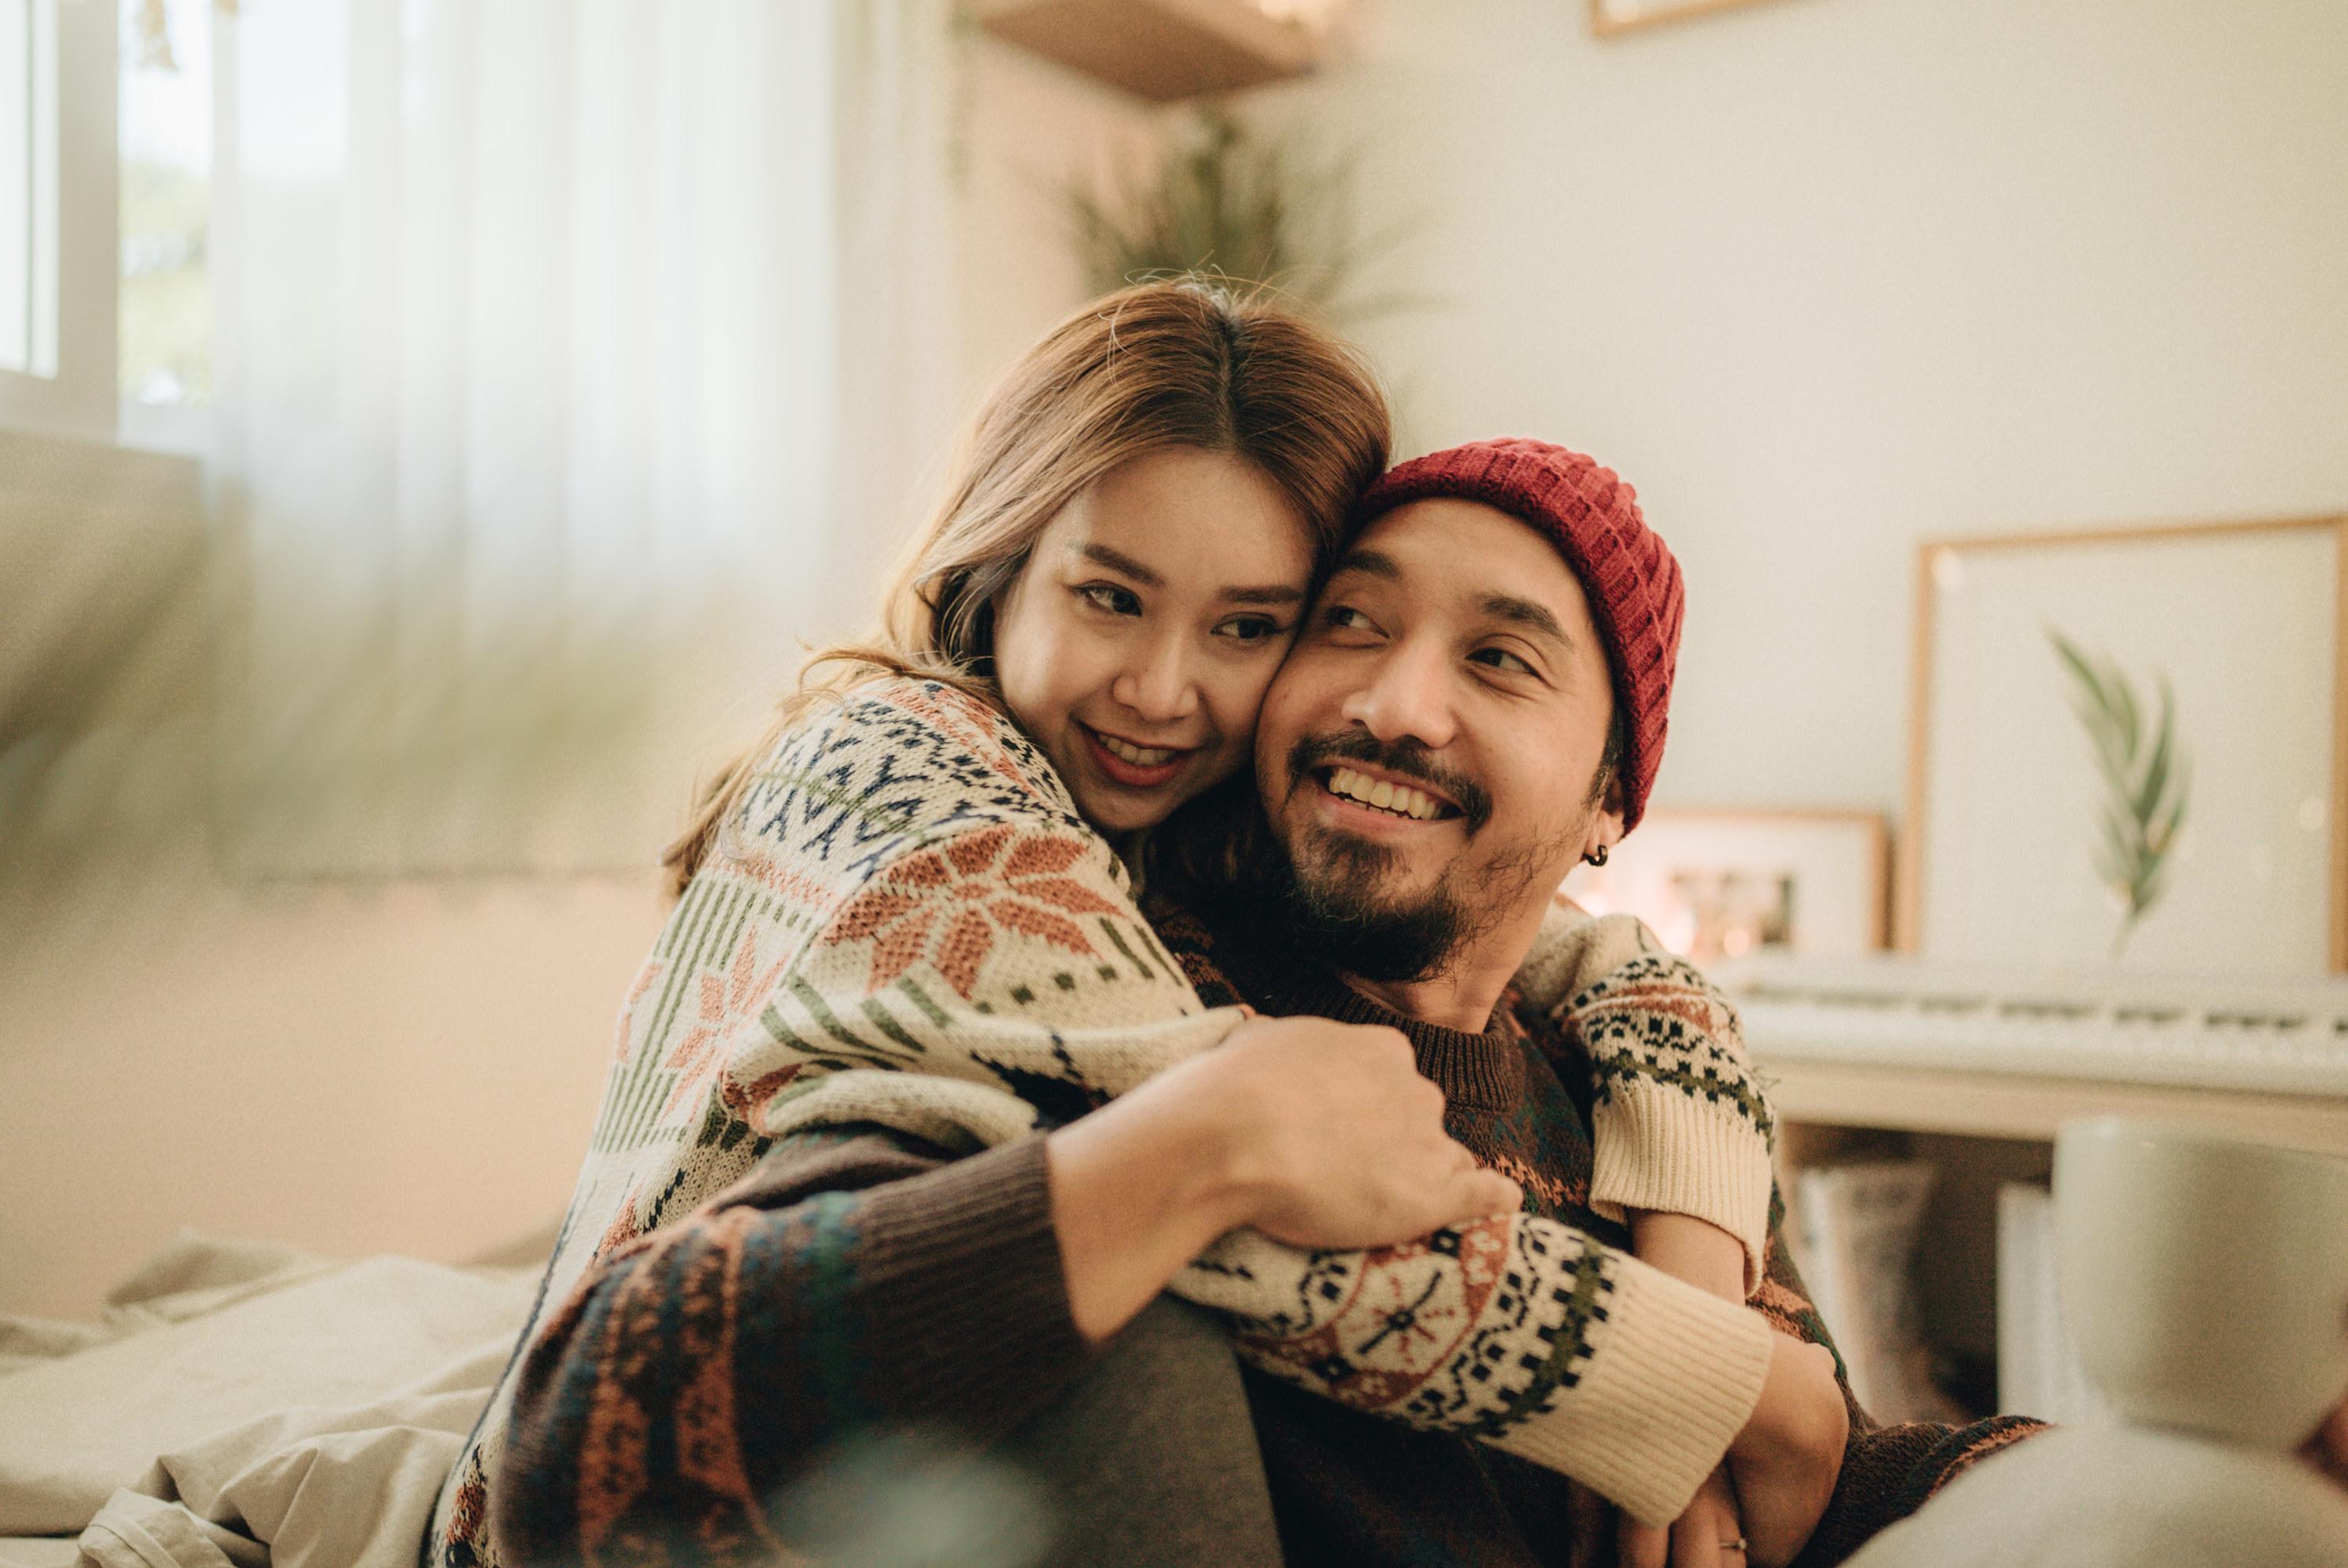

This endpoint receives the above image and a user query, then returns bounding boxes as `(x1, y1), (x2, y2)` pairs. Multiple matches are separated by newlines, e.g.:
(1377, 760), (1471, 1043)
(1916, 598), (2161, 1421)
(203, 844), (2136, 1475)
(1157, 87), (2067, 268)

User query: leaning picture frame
(1897, 515), (2348, 976)
(1560, 808), (1889, 964)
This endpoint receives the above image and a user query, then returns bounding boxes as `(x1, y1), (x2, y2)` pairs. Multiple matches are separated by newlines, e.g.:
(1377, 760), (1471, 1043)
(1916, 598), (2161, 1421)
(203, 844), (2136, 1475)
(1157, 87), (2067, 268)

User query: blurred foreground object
(1837, 1120), (2348, 1567)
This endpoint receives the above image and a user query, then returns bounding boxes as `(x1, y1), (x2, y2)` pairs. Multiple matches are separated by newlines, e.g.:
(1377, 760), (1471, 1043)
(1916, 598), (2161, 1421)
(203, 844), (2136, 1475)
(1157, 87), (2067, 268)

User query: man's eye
(1321, 604), (1374, 633)
(1216, 615), (1287, 643)
(1470, 646), (1535, 675)
(1075, 583), (1143, 617)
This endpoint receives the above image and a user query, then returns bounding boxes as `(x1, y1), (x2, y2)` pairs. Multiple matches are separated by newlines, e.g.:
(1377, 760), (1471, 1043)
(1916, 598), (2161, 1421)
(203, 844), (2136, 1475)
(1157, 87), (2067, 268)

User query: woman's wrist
(1045, 1061), (1262, 1343)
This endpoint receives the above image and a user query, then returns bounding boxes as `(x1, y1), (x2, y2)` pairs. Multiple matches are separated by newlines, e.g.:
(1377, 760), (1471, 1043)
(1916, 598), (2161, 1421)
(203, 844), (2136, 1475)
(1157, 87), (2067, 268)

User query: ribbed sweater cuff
(855, 1136), (1091, 1415)
(1589, 1082), (1775, 1294)
(1500, 1261), (1774, 1527)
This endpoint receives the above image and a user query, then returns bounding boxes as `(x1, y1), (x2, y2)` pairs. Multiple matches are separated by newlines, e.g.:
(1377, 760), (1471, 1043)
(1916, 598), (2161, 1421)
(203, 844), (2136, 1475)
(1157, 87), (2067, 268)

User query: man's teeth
(1327, 766), (1444, 822)
(1099, 732), (1178, 766)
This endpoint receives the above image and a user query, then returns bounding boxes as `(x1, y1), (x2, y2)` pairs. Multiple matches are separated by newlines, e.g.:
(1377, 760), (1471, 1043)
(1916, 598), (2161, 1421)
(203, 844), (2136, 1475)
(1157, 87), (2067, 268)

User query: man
(492, 441), (2037, 1568)
(1135, 439), (2042, 1565)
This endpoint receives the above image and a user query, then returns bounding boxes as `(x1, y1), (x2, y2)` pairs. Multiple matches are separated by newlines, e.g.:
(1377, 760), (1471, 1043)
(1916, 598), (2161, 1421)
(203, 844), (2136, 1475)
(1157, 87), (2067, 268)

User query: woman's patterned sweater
(429, 677), (1786, 1566)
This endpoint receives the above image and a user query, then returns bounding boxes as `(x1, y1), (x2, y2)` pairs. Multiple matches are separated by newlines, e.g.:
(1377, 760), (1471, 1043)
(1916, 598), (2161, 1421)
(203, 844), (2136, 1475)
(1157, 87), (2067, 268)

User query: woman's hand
(1619, 1466), (1749, 1568)
(1046, 1012), (1521, 1342)
(1721, 1332), (1847, 1566)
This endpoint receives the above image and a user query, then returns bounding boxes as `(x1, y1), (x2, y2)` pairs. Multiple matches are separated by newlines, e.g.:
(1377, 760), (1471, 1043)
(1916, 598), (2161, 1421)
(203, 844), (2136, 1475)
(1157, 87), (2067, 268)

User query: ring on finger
(1720, 1541), (1748, 1555)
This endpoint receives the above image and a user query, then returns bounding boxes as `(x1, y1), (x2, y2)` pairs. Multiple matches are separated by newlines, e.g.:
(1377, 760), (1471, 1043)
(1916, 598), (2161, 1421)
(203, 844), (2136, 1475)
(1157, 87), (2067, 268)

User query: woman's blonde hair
(661, 278), (1391, 897)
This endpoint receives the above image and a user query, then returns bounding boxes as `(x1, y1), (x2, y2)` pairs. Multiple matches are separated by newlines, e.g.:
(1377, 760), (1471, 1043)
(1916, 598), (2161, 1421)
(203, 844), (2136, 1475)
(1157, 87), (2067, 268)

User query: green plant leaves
(2048, 628), (2191, 958)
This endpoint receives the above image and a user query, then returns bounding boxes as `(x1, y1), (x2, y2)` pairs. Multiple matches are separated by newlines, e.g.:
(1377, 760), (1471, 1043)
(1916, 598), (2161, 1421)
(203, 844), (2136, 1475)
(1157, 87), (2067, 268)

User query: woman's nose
(1111, 632), (1199, 723)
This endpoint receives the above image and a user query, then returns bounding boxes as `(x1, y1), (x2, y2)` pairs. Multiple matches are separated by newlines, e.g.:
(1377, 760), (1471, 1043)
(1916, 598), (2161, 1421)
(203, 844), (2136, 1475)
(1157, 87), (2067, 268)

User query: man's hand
(1619, 1467), (1748, 1568)
(1619, 1212), (1759, 1566)
(1046, 1013), (1521, 1343)
(1721, 1332), (1847, 1566)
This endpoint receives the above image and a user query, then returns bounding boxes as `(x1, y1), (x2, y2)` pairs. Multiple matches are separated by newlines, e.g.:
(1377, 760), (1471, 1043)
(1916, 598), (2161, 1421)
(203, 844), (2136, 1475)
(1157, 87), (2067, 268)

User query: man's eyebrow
(1480, 592), (1570, 646)
(1075, 541), (1163, 588)
(1327, 547), (1400, 581)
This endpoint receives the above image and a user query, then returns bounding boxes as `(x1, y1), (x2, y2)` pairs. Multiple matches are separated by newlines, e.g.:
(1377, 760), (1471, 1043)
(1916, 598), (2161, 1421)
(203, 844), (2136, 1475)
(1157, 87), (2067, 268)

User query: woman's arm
(496, 1130), (1090, 1566)
(1049, 1011), (1523, 1342)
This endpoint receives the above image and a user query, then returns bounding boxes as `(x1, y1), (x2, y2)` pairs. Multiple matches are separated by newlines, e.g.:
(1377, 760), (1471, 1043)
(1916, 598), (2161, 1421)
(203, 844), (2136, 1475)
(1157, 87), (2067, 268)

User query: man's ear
(1582, 771), (1630, 861)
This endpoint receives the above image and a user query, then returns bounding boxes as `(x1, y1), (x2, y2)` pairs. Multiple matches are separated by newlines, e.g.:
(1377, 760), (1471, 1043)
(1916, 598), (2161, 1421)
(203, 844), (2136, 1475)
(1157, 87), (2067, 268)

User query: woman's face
(992, 445), (1314, 837)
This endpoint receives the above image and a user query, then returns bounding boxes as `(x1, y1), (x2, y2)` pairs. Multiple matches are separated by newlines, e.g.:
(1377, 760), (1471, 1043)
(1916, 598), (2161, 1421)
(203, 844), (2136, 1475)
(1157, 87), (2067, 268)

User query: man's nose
(1110, 629), (1201, 723)
(1339, 639), (1456, 750)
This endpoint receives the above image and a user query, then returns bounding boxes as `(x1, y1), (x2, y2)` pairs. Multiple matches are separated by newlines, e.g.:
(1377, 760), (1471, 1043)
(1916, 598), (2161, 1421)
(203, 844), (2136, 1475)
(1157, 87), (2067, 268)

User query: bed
(0, 1232), (542, 1568)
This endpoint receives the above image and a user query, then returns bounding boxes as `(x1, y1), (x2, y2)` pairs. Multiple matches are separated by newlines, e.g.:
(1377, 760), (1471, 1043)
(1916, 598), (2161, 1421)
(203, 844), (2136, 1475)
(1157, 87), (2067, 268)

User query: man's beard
(1273, 730), (1571, 986)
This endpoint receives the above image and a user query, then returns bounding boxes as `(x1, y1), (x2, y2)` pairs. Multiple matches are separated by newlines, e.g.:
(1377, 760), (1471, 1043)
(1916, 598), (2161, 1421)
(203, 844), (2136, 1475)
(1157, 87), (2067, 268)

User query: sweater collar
(1277, 970), (1525, 1115)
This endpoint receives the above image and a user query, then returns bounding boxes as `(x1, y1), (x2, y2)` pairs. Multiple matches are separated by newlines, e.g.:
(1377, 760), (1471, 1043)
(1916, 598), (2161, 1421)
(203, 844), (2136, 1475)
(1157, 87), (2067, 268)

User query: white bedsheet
(0, 1232), (538, 1568)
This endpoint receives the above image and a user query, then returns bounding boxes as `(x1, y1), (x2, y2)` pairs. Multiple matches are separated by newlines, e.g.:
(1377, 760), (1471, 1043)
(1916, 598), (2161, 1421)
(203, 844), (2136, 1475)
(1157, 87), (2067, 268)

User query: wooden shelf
(973, 0), (1323, 102)
(1762, 1056), (2348, 1156)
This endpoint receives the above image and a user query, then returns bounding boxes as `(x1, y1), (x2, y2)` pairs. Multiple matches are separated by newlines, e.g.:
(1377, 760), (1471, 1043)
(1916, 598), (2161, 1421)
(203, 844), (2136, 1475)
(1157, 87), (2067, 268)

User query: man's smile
(1316, 763), (1460, 823)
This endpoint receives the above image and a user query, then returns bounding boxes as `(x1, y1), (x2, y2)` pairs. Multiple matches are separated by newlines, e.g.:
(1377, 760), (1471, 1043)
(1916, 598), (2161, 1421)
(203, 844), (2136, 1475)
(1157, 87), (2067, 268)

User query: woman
(430, 280), (1791, 1566)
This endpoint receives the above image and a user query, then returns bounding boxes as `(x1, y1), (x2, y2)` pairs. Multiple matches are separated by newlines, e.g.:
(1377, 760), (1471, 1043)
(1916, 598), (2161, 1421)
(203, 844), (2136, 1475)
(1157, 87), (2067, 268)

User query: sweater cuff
(854, 1136), (1091, 1415)
(1590, 1083), (1777, 1294)
(1500, 1260), (1774, 1528)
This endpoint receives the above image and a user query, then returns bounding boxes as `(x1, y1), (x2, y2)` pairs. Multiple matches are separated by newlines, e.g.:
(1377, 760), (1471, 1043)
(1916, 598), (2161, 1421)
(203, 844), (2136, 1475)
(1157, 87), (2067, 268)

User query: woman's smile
(1080, 721), (1197, 788)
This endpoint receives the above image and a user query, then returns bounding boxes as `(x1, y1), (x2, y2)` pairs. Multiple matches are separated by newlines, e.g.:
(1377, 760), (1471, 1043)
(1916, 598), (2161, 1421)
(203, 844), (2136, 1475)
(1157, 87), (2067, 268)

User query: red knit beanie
(1351, 438), (1684, 831)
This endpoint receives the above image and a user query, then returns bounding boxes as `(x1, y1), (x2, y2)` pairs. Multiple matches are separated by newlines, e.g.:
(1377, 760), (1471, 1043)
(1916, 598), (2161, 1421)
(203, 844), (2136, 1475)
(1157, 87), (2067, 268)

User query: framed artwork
(1559, 808), (1889, 964)
(1898, 516), (2347, 976)
(1589, 0), (1797, 38)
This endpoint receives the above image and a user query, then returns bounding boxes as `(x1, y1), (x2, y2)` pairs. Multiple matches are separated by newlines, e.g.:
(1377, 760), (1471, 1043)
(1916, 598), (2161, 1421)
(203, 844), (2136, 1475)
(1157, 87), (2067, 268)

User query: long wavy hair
(661, 279), (1391, 897)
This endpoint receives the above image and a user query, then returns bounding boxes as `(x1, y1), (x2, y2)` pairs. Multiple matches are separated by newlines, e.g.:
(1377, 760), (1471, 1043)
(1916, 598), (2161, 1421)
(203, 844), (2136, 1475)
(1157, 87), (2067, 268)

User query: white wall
(1248, 0), (2348, 815)
(0, 879), (665, 1321)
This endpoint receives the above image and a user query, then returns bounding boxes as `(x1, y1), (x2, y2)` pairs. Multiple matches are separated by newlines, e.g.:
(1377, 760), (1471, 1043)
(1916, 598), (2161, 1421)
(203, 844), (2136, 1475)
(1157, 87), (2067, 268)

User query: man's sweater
(1147, 886), (2051, 1568)
(434, 677), (1785, 1566)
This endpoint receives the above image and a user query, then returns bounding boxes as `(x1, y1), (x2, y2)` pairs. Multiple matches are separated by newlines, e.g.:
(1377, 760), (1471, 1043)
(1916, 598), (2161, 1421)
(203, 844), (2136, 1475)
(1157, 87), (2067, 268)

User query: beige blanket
(0, 1232), (537, 1568)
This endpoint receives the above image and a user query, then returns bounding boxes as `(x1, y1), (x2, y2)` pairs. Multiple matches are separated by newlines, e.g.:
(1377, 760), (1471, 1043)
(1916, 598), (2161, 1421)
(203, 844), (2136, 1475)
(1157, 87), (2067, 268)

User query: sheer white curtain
(207, 0), (955, 875)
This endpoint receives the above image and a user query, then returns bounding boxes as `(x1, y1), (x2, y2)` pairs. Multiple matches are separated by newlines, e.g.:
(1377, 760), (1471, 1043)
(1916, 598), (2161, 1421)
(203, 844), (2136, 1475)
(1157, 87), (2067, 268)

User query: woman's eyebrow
(1079, 541), (1303, 606)
(1076, 541), (1163, 587)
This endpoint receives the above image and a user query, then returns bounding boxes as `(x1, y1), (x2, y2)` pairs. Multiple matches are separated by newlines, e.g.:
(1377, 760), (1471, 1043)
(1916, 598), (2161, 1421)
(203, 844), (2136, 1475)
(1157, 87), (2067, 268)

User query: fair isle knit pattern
(430, 678), (1775, 1564)
(1516, 911), (1780, 1293)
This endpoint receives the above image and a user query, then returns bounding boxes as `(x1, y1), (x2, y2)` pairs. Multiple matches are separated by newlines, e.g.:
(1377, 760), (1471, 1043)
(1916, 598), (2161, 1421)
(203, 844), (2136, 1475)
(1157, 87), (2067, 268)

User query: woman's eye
(1322, 604), (1374, 633)
(1075, 583), (1143, 617)
(1470, 646), (1536, 676)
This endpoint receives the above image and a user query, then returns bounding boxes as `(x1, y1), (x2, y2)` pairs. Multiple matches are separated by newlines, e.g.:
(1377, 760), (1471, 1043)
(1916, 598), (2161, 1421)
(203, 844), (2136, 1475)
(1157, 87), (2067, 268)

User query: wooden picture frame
(1561, 807), (1889, 963)
(1588, 0), (1797, 39)
(1897, 515), (2348, 975)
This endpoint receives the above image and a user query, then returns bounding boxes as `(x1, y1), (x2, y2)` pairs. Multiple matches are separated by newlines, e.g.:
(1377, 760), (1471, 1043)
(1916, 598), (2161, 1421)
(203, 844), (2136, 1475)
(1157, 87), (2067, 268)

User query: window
(0, 0), (115, 441)
(1, 0), (59, 378)
(118, 0), (206, 415)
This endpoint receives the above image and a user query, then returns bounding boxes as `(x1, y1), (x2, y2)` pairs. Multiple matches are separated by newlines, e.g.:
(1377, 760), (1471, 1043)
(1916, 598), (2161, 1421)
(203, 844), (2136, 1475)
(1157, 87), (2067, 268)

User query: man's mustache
(1284, 731), (1493, 836)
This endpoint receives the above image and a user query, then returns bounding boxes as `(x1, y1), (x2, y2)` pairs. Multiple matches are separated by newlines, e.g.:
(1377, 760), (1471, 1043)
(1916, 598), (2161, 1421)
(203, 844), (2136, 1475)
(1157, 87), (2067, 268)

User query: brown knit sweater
(1149, 888), (2049, 1568)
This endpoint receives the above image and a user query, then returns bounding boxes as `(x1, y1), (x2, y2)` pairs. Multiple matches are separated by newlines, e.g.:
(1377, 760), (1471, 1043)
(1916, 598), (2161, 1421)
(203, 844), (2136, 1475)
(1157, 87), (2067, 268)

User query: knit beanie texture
(1351, 437), (1684, 831)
